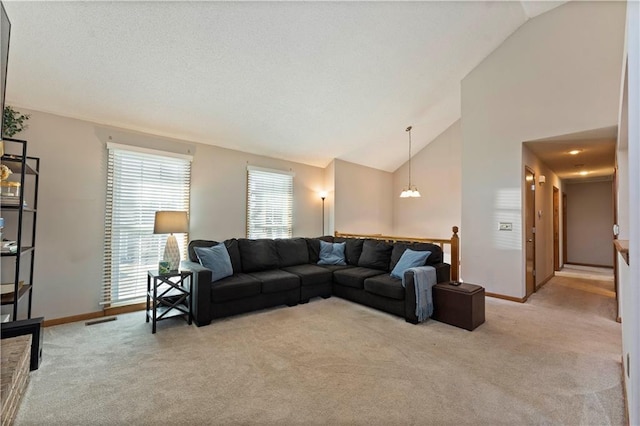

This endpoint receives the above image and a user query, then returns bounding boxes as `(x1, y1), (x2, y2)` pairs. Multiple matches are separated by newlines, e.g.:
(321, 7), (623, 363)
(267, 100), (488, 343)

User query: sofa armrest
(432, 263), (451, 284)
(181, 260), (212, 326)
(403, 263), (451, 324)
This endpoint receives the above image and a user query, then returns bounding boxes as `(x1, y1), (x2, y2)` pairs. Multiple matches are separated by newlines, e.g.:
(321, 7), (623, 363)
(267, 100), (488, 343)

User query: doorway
(525, 167), (536, 297)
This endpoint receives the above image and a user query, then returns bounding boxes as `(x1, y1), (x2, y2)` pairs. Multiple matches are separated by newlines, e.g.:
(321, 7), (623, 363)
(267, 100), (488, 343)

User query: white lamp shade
(400, 187), (421, 198)
(154, 211), (189, 234)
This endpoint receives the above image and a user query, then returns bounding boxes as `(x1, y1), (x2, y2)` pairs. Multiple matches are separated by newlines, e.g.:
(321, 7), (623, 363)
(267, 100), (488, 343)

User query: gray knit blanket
(402, 266), (437, 322)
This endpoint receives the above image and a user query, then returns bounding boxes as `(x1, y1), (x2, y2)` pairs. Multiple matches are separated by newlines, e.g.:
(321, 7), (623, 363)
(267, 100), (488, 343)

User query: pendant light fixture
(400, 125), (421, 198)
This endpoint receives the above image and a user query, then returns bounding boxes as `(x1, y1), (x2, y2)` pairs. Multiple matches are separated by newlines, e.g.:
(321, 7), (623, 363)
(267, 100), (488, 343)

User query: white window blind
(102, 145), (191, 306)
(247, 166), (294, 239)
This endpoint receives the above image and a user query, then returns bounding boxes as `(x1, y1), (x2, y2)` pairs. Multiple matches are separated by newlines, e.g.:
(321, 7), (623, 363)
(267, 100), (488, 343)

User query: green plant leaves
(2, 106), (30, 137)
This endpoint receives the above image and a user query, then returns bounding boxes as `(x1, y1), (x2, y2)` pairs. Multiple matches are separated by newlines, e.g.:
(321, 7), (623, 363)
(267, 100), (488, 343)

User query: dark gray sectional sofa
(183, 236), (451, 326)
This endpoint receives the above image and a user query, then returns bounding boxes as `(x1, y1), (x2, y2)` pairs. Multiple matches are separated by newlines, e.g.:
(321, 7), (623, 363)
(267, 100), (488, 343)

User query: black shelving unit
(1, 137), (39, 321)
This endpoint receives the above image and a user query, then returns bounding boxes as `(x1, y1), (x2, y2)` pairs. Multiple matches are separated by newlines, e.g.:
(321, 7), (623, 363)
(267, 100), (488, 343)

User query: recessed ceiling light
(569, 150), (581, 155)
(579, 171), (589, 176)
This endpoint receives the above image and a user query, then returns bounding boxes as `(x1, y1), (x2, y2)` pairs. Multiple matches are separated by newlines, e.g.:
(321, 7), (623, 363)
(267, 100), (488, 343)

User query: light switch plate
(499, 222), (513, 231)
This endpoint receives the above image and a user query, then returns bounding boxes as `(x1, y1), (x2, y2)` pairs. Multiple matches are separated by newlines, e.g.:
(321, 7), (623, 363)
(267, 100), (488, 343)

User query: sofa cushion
(333, 267), (385, 289)
(412, 242), (443, 265)
(223, 238), (243, 273)
(316, 264), (353, 273)
(276, 238), (309, 267)
(306, 238), (321, 263)
(238, 239), (279, 273)
(193, 243), (234, 282)
(211, 273), (261, 303)
(318, 241), (347, 265)
(364, 275), (405, 300)
(248, 269), (300, 294)
(282, 264), (332, 287)
(335, 238), (365, 265)
(390, 249), (432, 279)
(358, 240), (393, 271)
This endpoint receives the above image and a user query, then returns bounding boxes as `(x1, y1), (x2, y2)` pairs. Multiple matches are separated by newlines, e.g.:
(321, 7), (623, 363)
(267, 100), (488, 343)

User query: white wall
(522, 145), (562, 284)
(392, 120), (461, 241)
(3, 108), (324, 320)
(565, 180), (614, 267)
(461, 1), (625, 298)
(334, 159), (393, 235)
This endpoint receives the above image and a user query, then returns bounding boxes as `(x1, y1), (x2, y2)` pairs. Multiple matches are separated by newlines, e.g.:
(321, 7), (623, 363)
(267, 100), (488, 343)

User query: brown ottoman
(432, 282), (485, 331)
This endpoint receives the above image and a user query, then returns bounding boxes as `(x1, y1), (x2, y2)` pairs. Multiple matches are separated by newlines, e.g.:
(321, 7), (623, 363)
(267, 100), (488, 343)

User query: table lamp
(153, 211), (188, 272)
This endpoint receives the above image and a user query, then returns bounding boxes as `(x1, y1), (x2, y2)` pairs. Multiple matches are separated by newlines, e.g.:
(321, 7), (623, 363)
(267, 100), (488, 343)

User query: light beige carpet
(15, 276), (623, 425)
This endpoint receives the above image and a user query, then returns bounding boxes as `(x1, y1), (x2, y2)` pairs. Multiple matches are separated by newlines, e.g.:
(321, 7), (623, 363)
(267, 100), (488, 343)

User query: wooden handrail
(335, 226), (460, 281)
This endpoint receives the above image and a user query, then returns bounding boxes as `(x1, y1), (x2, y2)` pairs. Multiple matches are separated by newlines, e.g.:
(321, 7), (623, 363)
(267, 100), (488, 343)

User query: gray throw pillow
(317, 240), (347, 265)
(194, 243), (234, 282)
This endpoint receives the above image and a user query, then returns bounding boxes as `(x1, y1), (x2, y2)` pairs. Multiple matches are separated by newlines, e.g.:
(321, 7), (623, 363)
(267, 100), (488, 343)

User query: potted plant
(2, 106), (30, 138)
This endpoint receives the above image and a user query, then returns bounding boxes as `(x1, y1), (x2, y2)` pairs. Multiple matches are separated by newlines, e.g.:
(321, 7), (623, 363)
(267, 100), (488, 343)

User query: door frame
(562, 192), (567, 268)
(553, 186), (560, 271)
(525, 166), (536, 298)
(612, 167), (620, 321)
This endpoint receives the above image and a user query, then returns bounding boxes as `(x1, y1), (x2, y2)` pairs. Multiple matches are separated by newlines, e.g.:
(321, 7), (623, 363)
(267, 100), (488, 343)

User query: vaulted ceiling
(3, 1), (565, 172)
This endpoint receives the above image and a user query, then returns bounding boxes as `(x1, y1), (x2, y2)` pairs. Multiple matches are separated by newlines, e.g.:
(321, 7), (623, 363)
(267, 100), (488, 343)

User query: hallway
(531, 266), (617, 321)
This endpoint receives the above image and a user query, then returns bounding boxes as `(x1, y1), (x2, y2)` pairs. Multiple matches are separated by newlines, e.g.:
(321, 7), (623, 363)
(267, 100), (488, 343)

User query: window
(102, 143), (191, 307)
(246, 166), (294, 239)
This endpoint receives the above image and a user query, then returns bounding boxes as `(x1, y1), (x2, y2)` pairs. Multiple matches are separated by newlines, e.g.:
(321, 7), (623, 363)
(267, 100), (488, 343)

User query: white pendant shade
(400, 187), (421, 198)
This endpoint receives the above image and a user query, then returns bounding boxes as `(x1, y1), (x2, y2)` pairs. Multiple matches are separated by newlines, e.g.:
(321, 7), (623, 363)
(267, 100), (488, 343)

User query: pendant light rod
(400, 125), (421, 198)
(406, 125), (412, 187)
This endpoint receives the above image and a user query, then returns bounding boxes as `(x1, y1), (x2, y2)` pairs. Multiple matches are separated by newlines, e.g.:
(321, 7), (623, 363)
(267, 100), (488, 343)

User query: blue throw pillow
(317, 240), (347, 265)
(390, 249), (431, 279)
(194, 243), (234, 282)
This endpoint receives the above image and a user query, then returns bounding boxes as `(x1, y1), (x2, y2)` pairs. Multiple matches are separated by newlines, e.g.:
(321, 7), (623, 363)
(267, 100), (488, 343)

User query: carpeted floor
(15, 275), (623, 425)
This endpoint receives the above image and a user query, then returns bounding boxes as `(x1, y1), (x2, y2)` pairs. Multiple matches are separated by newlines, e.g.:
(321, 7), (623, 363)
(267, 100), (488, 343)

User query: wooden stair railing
(334, 226), (460, 281)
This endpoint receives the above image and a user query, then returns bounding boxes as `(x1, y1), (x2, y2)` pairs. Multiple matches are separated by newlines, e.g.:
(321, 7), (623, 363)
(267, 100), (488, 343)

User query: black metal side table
(146, 270), (192, 334)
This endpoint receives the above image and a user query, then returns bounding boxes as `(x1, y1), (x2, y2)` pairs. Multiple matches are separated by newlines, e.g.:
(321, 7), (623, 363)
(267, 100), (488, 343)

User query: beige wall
(565, 180), (614, 267)
(392, 120), (461, 241)
(1, 110), (108, 321)
(3, 108), (324, 320)
(522, 145), (563, 285)
(461, 1), (625, 298)
(334, 159), (393, 235)
(191, 145), (324, 240)
(323, 160), (335, 236)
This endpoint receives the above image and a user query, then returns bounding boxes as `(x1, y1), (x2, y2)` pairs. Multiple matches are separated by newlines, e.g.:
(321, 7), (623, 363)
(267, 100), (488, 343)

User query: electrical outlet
(499, 222), (513, 231)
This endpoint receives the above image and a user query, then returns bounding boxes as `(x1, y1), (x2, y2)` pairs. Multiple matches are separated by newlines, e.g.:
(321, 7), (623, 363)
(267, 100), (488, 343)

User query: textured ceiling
(3, 1), (565, 172)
